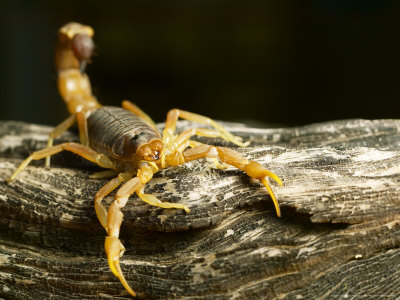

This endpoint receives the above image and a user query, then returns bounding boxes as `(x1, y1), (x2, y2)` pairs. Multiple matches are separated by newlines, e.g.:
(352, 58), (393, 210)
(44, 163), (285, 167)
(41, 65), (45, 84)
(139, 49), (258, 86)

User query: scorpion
(8, 22), (283, 297)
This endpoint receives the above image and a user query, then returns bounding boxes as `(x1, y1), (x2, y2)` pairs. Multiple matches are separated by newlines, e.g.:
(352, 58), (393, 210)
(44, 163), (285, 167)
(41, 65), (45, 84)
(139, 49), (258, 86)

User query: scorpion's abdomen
(88, 106), (161, 159)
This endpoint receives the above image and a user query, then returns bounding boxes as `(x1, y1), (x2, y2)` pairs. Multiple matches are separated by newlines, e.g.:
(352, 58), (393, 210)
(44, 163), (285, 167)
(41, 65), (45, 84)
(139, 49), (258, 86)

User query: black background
(1, 0), (400, 127)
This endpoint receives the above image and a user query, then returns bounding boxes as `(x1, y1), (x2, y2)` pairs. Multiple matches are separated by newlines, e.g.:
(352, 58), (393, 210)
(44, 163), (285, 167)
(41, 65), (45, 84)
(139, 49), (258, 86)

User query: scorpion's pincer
(105, 236), (136, 297)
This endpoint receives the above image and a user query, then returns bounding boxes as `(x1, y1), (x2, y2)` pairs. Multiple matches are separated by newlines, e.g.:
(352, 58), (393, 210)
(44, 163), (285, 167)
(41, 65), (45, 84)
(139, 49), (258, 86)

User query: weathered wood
(0, 119), (399, 299)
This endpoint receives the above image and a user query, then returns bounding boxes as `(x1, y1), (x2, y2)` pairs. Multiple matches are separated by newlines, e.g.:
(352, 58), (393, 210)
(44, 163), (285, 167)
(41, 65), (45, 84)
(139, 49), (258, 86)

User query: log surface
(0, 119), (399, 299)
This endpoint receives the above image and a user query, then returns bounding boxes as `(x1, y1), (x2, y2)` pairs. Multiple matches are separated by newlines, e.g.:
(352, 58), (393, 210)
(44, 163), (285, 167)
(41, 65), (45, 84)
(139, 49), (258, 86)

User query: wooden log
(0, 119), (399, 299)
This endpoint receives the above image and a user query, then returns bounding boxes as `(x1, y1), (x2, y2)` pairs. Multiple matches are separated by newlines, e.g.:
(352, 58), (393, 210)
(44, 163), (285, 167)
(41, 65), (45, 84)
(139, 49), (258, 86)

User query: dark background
(1, 0), (399, 127)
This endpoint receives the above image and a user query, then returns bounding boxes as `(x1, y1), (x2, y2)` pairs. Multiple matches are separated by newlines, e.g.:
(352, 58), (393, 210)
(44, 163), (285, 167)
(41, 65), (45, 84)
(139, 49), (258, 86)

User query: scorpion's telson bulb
(71, 34), (95, 73)
(72, 34), (95, 61)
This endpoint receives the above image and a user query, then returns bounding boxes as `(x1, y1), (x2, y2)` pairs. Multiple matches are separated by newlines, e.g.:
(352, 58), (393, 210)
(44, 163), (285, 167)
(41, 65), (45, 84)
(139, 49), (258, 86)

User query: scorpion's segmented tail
(56, 22), (101, 115)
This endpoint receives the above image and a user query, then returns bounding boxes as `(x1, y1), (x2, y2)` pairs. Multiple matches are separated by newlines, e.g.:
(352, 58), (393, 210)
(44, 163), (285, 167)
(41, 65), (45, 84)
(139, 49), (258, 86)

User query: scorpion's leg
(90, 169), (119, 179)
(162, 129), (228, 169)
(162, 108), (249, 149)
(45, 114), (76, 167)
(135, 162), (190, 212)
(45, 111), (90, 167)
(173, 128), (234, 152)
(122, 100), (157, 130)
(136, 189), (190, 212)
(8, 142), (115, 182)
(76, 111), (89, 147)
(181, 144), (283, 217)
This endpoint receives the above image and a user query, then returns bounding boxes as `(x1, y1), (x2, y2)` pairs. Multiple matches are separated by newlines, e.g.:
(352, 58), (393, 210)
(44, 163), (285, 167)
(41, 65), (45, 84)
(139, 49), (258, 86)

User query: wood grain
(0, 119), (399, 299)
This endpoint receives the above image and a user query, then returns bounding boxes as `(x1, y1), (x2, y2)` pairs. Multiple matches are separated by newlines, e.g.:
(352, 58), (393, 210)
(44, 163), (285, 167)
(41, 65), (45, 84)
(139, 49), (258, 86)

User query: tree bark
(0, 119), (399, 299)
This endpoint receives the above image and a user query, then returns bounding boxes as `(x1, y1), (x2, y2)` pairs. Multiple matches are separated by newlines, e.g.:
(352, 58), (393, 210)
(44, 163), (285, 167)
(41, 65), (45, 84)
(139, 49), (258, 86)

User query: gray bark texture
(0, 119), (399, 299)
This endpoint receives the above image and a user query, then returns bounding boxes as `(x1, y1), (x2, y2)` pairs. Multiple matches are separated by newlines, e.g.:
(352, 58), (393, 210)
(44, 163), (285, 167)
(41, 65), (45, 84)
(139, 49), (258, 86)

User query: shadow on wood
(0, 119), (399, 299)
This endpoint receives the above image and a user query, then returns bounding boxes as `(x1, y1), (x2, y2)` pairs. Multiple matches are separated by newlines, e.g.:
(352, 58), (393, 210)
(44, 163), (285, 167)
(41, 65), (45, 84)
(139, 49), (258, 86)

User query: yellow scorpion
(8, 22), (282, 297)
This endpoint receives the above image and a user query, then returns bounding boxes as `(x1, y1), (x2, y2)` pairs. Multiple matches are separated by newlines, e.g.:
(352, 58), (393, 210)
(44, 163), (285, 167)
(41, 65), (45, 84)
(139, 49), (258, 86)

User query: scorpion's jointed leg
(174, 128), (225, 152)
(45, 114), (76, 167)
(122, 100), (157, 130)
(135, 162), (190, 212)
(162, 128), (229, 169)
(45, 111), (90, 167)
(137, 189), (190, 213)
(8, 142), (115, 182)
(90, 169), (119, 179)
(76, 111), (89, 147)
(182, 144), (283, 217)
(162, 109), (249, 149)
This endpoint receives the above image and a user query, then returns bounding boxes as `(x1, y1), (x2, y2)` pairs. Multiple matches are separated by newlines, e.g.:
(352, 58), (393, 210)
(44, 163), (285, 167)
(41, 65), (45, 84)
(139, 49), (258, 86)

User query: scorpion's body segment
(8, 22), (283, 297)
(88, 106), (162, 163)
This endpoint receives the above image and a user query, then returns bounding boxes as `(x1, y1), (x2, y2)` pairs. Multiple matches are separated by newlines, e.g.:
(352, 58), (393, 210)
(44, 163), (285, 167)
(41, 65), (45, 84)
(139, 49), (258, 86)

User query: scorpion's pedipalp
(103, 163), (191, 296)
(104, 177), (142, 297)
(105, 236), (136, 297)
(181, 144), (283, 217)
(95, 177), (124, 230)
(95, 172), (134, 230)
(261, 178), (282, 217)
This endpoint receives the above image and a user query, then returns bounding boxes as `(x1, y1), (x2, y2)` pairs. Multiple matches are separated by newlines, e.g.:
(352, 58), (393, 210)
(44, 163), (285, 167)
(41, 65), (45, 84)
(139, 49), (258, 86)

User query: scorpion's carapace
(8, 22), (283, 297)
